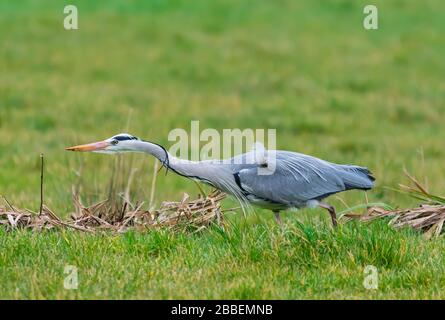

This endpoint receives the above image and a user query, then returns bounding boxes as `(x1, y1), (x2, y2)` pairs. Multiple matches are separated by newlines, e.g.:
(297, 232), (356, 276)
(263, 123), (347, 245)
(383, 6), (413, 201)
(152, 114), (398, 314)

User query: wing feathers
(236, 151), (374, 206)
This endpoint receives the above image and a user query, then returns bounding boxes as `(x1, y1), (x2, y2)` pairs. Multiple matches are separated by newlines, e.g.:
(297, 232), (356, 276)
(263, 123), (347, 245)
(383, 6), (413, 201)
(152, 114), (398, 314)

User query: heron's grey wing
(235, 151), (346, 205)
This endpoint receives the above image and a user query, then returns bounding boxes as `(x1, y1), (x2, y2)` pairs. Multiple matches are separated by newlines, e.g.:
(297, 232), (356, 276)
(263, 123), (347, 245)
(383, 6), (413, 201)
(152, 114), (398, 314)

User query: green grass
(1, 0), (445, 299)
(2, 220), (445, 299)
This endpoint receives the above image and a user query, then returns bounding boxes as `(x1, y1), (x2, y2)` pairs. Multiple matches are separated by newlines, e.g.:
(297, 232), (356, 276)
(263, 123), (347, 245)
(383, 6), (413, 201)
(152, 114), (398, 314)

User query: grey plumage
(234, 151), (374, 209)
(161, 144), (375, 225)
(66, 134), (376, 226)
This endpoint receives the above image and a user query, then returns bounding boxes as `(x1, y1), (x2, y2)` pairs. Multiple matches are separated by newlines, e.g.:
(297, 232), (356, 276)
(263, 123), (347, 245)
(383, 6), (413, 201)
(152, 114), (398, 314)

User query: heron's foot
(319, 203), (337, 228)
(273, 211), (282, 225)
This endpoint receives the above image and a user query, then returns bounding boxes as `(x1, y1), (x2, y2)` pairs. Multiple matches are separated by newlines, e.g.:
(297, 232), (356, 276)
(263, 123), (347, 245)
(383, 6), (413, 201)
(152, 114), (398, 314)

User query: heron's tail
(337, 165), (375, 191)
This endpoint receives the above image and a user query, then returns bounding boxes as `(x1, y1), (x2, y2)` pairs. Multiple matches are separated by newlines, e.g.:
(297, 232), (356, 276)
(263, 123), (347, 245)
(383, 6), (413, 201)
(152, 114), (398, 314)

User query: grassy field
(1, 0), (445, 299)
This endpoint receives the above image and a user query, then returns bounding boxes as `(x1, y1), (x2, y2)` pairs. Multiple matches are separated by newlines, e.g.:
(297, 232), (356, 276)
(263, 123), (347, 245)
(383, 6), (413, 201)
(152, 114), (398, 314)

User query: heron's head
(65, 133), (142, 154)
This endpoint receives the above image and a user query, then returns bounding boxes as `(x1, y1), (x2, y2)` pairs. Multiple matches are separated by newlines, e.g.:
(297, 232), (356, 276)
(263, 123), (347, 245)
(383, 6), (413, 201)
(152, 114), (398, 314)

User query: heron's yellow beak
(65, 141), (110, 152)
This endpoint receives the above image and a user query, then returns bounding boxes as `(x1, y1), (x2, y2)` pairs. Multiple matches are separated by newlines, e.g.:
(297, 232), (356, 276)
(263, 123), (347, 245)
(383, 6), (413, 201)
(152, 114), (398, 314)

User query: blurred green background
(0, 0), (444, 212)
(1, 0), (445, 300)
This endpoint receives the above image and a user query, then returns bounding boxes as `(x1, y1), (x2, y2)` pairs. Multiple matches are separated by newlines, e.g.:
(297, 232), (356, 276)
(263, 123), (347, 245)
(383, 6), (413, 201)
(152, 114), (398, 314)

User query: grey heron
(66, 133), (375, 226)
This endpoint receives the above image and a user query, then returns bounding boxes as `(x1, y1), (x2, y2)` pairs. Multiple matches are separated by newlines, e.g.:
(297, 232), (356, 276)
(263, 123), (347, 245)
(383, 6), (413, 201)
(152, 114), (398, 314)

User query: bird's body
(66, 133), (375, 226)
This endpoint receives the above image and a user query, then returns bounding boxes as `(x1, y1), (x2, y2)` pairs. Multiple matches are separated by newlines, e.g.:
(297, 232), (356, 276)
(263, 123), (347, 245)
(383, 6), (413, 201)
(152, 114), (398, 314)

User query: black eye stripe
(113, 135), (138, 141)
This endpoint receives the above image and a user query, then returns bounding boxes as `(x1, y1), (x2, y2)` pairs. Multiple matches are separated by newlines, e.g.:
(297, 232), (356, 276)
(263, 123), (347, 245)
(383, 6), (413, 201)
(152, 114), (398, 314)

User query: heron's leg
(319, 203), (337, 227)
(273, 210), (282, 225)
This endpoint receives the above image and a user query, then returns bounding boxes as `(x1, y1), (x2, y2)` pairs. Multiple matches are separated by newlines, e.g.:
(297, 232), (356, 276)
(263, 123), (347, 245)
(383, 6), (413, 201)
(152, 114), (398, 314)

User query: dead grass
(344, 171), (445, 238)
(347, 205), (445, 239)
(0, 190), (227, 233)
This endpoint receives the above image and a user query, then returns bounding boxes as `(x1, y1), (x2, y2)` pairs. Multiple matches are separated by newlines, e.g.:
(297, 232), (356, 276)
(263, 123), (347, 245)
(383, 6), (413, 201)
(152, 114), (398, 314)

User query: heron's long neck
(136, 141), (209, 178)
(136, 141), (240, 196)
(136, 141), (170, 165)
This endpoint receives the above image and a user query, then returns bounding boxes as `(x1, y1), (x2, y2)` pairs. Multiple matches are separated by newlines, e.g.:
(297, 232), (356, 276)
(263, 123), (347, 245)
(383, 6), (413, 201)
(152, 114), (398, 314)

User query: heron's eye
(111, 139), (119, 145)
